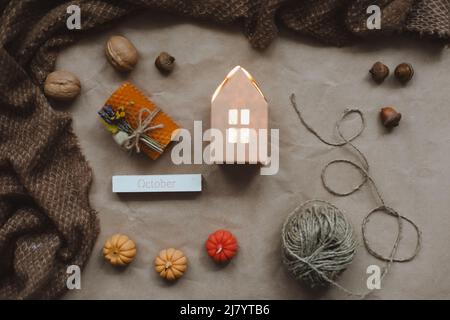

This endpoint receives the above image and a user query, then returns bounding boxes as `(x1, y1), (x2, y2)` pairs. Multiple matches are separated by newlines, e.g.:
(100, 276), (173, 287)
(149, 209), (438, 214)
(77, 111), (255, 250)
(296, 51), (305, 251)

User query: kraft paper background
(61, 13), (450, 299)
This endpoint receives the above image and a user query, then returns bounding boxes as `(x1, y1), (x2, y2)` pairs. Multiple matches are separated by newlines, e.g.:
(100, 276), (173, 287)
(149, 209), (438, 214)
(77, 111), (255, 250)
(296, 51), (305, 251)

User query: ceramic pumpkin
(103, 234), (137, 266)
(154, 248), (187, 281)
(206, 229), (238, 263)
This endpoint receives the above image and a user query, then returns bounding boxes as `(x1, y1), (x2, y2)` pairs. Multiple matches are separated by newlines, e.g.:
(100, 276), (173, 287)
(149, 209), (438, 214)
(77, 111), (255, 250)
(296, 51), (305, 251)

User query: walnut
(44, 70), (81, 101)
(105, 35), (138, 72)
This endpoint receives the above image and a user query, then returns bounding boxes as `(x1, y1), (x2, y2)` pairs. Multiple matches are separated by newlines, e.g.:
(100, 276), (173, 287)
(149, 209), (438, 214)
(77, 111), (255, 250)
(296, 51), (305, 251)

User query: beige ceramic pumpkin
(103, 234), (137, 266)
(154, 248), (187, 281)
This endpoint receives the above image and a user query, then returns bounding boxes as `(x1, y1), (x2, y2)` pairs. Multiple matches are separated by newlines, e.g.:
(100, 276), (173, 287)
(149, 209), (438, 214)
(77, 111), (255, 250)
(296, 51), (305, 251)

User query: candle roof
(211, 66), (265, 103)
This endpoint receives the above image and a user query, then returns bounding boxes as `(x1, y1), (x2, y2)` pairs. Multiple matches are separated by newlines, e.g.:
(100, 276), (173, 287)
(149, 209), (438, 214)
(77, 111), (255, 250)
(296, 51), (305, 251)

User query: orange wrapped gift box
(98, 82), (180, 160)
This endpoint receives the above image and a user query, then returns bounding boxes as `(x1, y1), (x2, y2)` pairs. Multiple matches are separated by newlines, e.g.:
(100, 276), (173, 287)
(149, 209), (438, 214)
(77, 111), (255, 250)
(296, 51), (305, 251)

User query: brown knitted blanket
(0, 0), (448, 300)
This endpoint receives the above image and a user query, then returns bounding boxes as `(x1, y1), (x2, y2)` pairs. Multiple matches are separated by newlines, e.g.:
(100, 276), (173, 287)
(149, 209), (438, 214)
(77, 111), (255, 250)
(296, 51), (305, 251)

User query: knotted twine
(282, 94), (422, 298)
(123, 107), (164, 153)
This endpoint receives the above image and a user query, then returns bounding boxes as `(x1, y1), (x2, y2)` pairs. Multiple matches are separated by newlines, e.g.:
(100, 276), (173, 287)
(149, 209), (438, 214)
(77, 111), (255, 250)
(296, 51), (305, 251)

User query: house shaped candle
(211, 66), (268, 164)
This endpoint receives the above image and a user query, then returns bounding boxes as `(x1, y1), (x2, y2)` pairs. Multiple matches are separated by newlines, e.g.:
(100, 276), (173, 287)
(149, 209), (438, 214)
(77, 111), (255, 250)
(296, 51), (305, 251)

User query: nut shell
(155, 52), (175, 74)
(370, 62), (390, 84)
(380, 106), (402, 128)
(44, 70), (81, 101)
(105, 35), (138, 72)
(394, 63), (414, 84)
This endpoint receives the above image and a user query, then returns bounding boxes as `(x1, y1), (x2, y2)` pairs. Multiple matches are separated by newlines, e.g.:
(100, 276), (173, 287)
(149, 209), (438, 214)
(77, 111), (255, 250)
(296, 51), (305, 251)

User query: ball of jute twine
(282, 200), (357, 288)
(283, 94), (422, 298)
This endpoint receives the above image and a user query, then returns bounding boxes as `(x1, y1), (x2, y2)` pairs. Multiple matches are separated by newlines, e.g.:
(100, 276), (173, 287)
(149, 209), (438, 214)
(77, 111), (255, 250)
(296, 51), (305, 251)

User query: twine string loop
(124, 108), (164, 153)
(288, 93), (421, 297)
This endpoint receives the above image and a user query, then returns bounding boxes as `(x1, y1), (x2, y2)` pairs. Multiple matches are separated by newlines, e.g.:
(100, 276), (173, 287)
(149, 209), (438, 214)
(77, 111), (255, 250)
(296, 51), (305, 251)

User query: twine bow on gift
(123, 108), (165, 153)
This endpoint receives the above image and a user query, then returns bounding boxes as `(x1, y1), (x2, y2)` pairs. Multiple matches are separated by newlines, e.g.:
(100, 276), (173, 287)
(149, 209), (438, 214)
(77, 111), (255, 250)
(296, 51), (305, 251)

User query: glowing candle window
(228, 109), (238, 125)
(240, 109), (250, 125)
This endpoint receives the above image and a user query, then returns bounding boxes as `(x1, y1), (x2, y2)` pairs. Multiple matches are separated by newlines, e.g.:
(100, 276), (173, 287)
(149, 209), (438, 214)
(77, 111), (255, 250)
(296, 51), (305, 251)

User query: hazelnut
(155, 52), (175, 74)
(394, 63), (414, 84)
(380, 106), (401, 128)
(44, 70), (81, 101)
(105, 35), (138, 72)
(370, 62), (390, 83)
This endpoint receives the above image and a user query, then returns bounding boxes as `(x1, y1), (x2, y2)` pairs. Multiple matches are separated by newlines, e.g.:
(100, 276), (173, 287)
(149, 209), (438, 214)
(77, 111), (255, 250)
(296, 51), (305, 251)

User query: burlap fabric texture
(0, 0), (448, 300)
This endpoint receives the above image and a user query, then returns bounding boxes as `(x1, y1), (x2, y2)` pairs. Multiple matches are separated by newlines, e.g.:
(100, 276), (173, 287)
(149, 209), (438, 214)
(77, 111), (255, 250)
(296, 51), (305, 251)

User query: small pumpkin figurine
(154, 248), (187, 281)
(205, 229), (238, 263)
(103, 234), (137, 266)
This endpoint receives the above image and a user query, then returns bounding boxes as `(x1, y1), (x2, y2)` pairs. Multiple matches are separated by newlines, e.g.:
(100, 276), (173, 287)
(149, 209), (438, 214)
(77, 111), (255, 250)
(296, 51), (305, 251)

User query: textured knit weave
(0, 0), (448, 300)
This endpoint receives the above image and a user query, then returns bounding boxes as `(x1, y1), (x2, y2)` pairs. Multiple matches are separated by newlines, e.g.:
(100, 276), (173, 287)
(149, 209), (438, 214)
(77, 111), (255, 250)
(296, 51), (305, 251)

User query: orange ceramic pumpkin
(154, 248), (187, 281)
(205, 229), (238, 263)
(103, 234), (137, 266)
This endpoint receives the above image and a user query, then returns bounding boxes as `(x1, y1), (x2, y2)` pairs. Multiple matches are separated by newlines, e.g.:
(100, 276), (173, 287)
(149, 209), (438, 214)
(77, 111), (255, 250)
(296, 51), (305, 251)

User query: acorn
(370, 62), (390, 83)
(394, 63), (414, 84)
(155, 52), (175, 74)
(380, 106), (401, 128)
